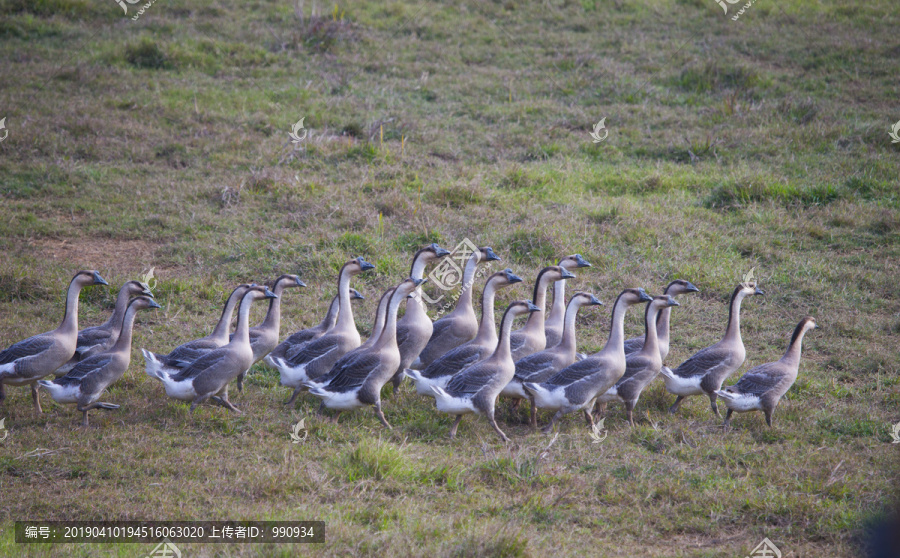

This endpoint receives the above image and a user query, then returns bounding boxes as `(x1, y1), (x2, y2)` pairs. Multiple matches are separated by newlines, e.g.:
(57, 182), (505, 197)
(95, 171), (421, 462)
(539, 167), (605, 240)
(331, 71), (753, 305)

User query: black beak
(589, 295), (603, 305)
(755, 287), (765, 296)
(666, 295), (680, 307)
(526, 301), (541, 313)
(264, 287), (278, 299)
(484, 247), (501, 262)
(359, 258), (376, 271)
(93, 272), (109, 286)
(434, 244), (451, 257)
(560, 269), (576, 280)
(637, 288), (652, 302)
(413, 277), (428, 287)
(504, 269), (523, 284)
(351, 289), (365, 301)
(148, 299), (162, 310)
(575, 254), (592, 268)
(142, 287), (154, 297)
(296, 278), (307, 287)
(686, 281), (700, 293)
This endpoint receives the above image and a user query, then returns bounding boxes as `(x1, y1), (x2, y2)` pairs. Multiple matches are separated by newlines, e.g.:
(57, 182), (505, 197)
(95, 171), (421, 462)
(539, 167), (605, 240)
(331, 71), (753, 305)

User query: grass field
(1, 0), (899, 556)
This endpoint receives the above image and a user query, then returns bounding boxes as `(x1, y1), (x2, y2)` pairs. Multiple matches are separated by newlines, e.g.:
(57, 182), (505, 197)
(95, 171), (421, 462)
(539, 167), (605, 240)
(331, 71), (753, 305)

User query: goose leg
(542, 411), (563, 434)
(449, 415), (463, 439)
(390, 372), (402, 391)
(625, 400), (636, 427)
(486, 408), (510, 443)
(707, 392), (720, 417)
(284, 387), (304, 407)
(212, 396), (242, 414)
(723, 408), (733, 427)
(189, 394), (212, 414)
(0, 382), (6, 404)
(668, 396), (685, 414)
(596, 401), (608, 417)
(31, 382), (42, 414)
(236, 372), (245, 393)
(529, 397), (538, 429)
(583, 408), (594, 427)
(373, 401), (392, 430)
(764, 409), (773, 427)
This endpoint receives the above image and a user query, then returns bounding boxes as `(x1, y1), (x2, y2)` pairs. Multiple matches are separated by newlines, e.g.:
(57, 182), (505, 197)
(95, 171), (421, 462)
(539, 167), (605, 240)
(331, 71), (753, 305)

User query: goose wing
(170, 350), (231, 381)
(672, 345), (734, 379)
(318, 352), (382, 392)
(428, 319), (472, 351)
(514, 352), (558, 383)
(622, 335), (645, 356)
(55, 355), (114, 386)
(722, 363), (784, 397)
(75, 326), (113, 355)
(444, 362), (494, 396)
(0, 335), (55, 364)
(422, 345), (483, 380)
(508, 331), (527, 354)
(285, 334), (342, 366)
(544, 357), (601, 387)
(165, 339), (220, 367)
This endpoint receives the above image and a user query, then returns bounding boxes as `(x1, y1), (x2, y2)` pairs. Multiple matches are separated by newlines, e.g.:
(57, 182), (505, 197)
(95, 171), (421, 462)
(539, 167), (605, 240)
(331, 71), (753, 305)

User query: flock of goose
(0, 245), (816, 441)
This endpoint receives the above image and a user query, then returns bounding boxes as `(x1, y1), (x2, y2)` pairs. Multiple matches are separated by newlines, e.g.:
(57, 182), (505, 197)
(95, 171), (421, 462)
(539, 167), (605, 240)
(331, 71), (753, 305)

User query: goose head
(485, 268), (524, 289)
(124, 280), (154, 298)
(350, 288), (365, 301)
(619, 288), (653, 305)
(395, 277), (428, 299)
(651, 294), (680, 310)
(478, 246), (501, 263)
(664, 279), (699, 296)
(558, 254), (592, 271)
(128, 295), (162, 312)
(543, 265), (577, 283)
(275, 274), (307, 290)
(346, 257), (376, 275)
(426, 243), (452, 259)
(506, 300), (542, 319)
(572, 292), (604, 308)
(242, 285), (278, 302)
(736, 282), (764, 298)
(74, 270), (109, 288)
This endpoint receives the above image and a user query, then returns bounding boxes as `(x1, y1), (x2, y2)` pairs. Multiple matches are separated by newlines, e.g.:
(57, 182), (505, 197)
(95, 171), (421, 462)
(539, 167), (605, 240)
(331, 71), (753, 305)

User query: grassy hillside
(0, 0), (898, 556)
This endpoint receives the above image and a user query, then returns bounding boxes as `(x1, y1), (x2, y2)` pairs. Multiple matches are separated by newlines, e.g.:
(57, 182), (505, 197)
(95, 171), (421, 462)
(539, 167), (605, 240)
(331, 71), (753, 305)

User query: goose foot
(31, 383), (42, 415)
(668, 396), (685, 415)
(449, 415), (463, 439)
(211, 396), (242, 414)
(707, 394), (720, 418)
(487, 410), (509, 443)
(583, 409), (594, 427)
(764, 409), (773, 427)
(284, 387), (304, 407)
(723, 408), (733, 427)
(374, 403), (392, 430)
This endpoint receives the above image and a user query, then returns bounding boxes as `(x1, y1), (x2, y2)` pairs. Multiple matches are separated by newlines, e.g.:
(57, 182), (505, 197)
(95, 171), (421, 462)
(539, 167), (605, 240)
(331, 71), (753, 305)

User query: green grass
(0, 0), (898, 556)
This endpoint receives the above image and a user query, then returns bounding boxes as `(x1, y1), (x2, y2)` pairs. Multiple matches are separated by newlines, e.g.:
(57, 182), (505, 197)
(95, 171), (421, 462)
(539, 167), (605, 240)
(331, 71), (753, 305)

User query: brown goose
(305, 278), (425, 428)
(543, 255), (592, 348)
(39, 296), (160, 426)
(412, 246), (501, 369)
(660, 279), (764, 417)
(264, 288), (364, 365)
(406, 269), (523, 396)
(392, 244), (451, 387)
(147, 286), (277, 413)
(717, 317), (816, 427)
(595, 295), (680, 426)
(622, 279), (699, 360)
(523, 288), (652, 432)
(509, 265), (576, 361)
(235, 274), (306, 392)
(430, 300), (541, 442)
(0, 270), (108, 414)
(272, 257), (375, 405)
(142, 283), (253, 379)
(55, 280), (154, 376)
(502, 292), (603, 427)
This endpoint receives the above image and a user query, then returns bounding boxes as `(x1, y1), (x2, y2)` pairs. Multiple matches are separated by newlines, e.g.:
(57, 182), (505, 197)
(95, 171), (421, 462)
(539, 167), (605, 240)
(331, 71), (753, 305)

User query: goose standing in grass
(509, 266), (577, 361)
(55, 279), (154, 376)
(305, 278), (424, 428)
(594, 295), (680, 426)
(272, 257), (375, 405)
(141, 283), (252, 379)
(392, 243), (451, 388)
(543, 255), (592, 348)
(430, 300), (541, 442)
(39, 296), (160, 426)
(660, 278), (764, 417)
(264, 288), (364, 365)
(411, 246), (501, 369)
(622, 279), (699, 359)
(406, 269), (523, 396)
(147, 286), (277, 414)
(716, 317), (816, 427)
(523, 288), (652, 433)
(235, 274), (306, 392)
(502, 292), (603, 427)
(0, 270), (108, 414)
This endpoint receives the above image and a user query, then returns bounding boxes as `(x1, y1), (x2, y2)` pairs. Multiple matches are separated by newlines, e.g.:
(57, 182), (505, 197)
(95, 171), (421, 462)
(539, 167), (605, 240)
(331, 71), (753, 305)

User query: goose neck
(723, 288), (746, 342)
(641, 302), (663, 356)
(373, 287), (407, 350)
(557, 299), (581, 354)
(58, 276), (84, 335)
(211, 288), (243, 341)
(601, 294), (629, 356)
(475, 279), (500, 345)
(232, 294), (256, 345)
(110, 303), (141, 354)
(335, 266), (356, 330)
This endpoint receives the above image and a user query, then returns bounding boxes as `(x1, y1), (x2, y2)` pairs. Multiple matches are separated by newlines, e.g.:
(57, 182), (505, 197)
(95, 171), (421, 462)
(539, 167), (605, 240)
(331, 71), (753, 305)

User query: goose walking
(305, 278), (424, 428)
(235, 274), (305, 392)
(622, 279), (699, 360)
(146, 286), (277, 413)
(55, 280), (154, 376)
(405, 269), (523, 396)
(502, 292), (603, 427)
(716, 317), (816, 427)
(0, 270), (108, 414)
(509, 266), (577, 361)
(430, 300), (541, 442)
(660, 279), (764, 417)
(272, 257), (375, 406)
(543, 255), (592, 348)
(411, 246), (501, 369)
(523, 288), (651, 432)
(594, 295), (680, 426)
(39, 296), (160, 426)
(264, 288), (364, 365)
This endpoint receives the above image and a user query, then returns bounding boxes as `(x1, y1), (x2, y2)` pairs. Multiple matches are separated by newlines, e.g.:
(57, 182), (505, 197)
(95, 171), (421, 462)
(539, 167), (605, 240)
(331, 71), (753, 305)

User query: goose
(622, 279), (699, 360)
(235, 274), (306, 392)
(594, 295), (680, 426)
(660, 280), (764, 417)
(502, 292), (603, 427)
(429, 300), (541, 442)
(39, 296), (160, 426)
(509, 265), (577, 361)
(304, 277), (425, 428)
(543, 255), (592, 348)
(522, 288), (652, 433)
(141, 283), (253, 379)
(55, 280), (154, 376)
(716, 317), (816, 427)
(264, 288), (364, 365)
(405, 269), (523, 396)
(272, 257), (375, 405)
(146, 286), (277, 413)
(392, 243), (451, 388)
(0, 270), (108, 414)
(412, 246), (501, 369)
